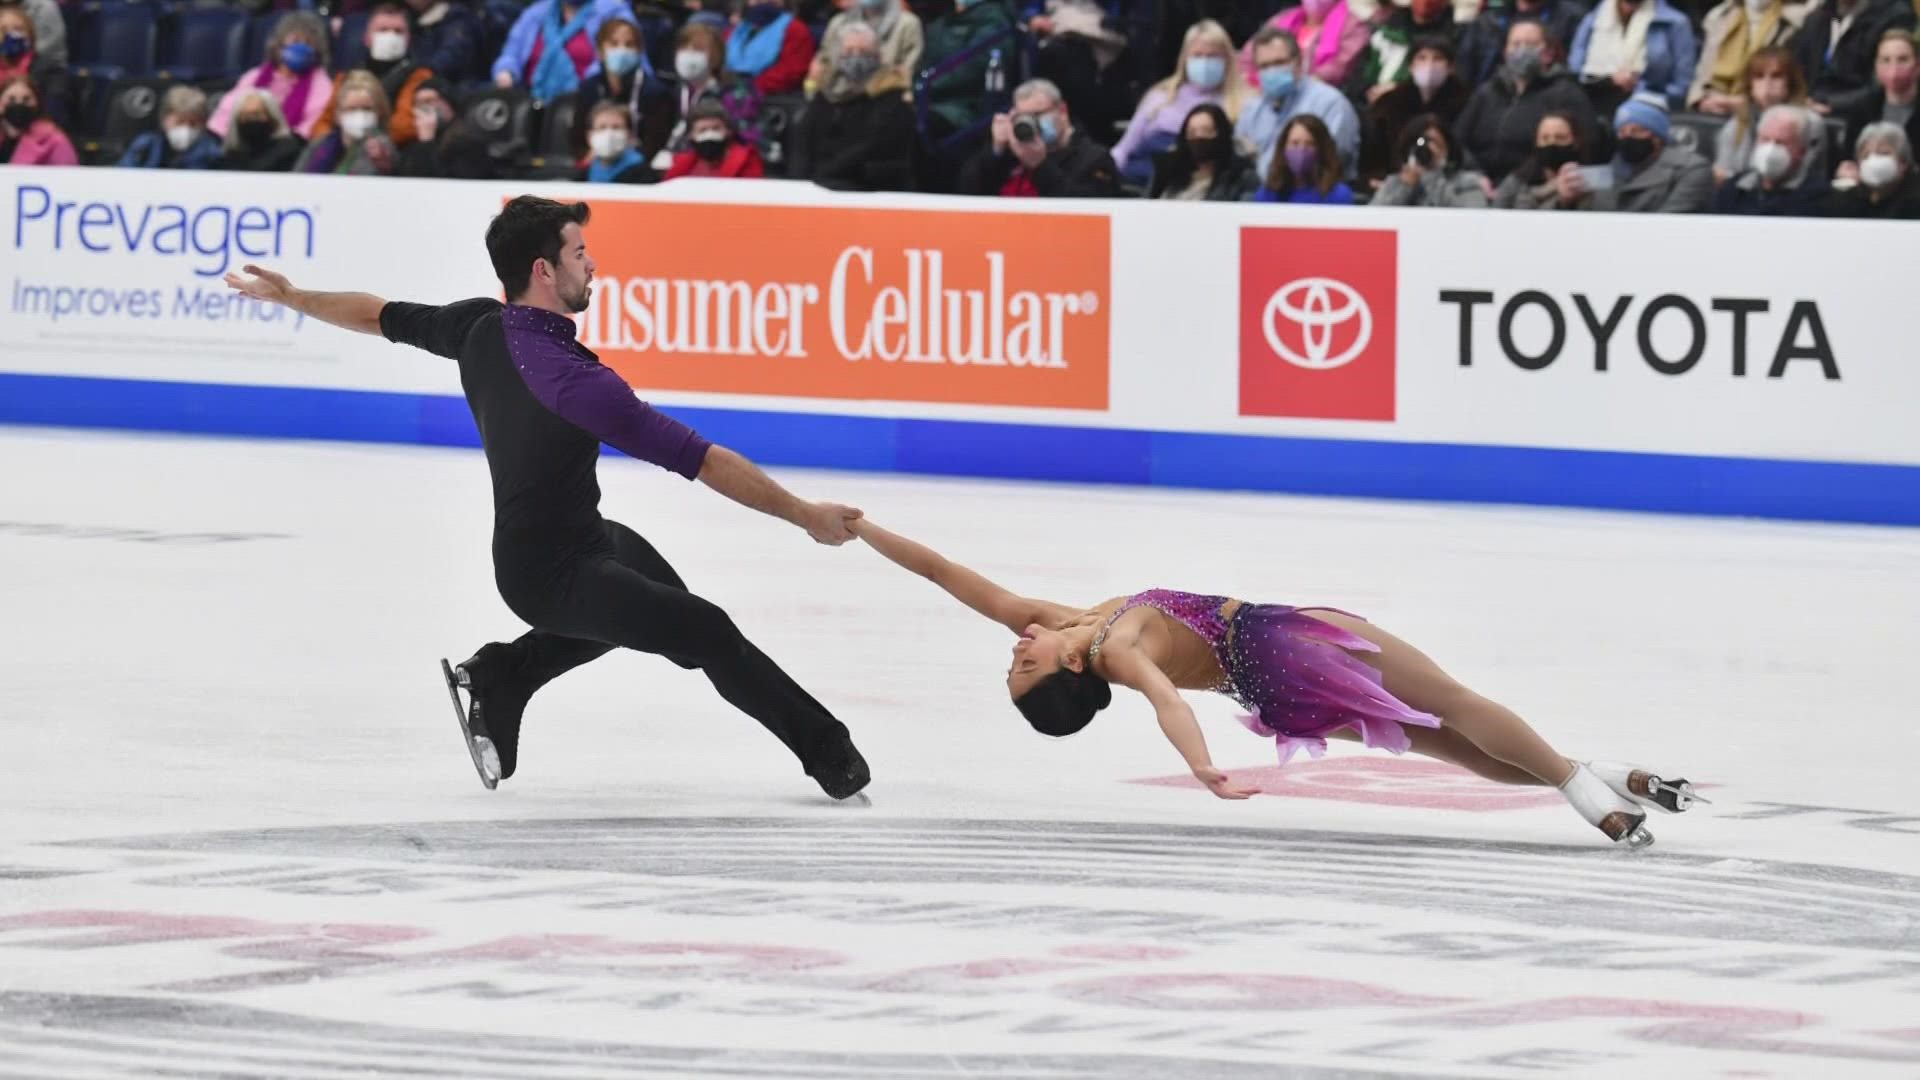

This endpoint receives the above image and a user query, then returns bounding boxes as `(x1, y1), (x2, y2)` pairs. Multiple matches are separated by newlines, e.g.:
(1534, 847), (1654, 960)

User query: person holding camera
(957, 77), (1121, 198)
(1369, 113), (1491, 206)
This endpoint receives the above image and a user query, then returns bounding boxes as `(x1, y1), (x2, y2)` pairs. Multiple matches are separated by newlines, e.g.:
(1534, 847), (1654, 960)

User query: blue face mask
(1037, 113), (1060, 145)
(602, 46), (642, 76)
(0, 33), (29, 61)
(281, 40), (319, 74)
(1185, 55), (1226, 89)
(1259, 65), (1296, 101)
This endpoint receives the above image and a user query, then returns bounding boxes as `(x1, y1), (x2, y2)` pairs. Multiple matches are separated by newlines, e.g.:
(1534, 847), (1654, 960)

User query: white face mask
(369, 30), (408, 63)
(589, 127), (630, 159)
(676, 50), (711, 82)
(340, 109), (379, 140)
(1410, 62), (1448, 92)
(1860, 152), (1902, 187)
(164, 124), (199, 152)
(1751, 139), (1793, 180)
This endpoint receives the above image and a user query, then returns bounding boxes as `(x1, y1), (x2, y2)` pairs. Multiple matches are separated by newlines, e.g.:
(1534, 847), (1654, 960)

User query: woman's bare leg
(1305, 611), (1576, 788)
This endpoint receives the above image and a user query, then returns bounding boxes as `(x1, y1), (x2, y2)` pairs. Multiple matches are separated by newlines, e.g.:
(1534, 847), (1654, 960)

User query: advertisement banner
(575, 201), (1112, 410)
(1238, 226), (1398, 422)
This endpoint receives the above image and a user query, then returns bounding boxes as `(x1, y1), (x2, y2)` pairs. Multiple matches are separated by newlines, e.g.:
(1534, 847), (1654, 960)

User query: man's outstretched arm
(698, 444), (862, 545)
(224, 264), (385, 335)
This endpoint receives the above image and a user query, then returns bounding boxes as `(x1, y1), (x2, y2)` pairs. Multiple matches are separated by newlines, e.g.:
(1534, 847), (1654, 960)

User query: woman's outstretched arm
(851, 519), (1076, 633)
(1099, 642), (1261, 801)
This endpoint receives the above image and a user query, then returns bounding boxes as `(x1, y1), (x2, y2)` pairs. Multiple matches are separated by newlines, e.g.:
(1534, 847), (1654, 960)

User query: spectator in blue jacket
(1569, 0), (1699, 112)
(492, 0), (636, 102)
(119, 85), (222, 169)
(404, 0), (490, 85)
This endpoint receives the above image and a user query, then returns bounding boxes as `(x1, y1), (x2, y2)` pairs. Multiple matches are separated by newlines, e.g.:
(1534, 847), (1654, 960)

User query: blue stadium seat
(244, 12), (277, 70)
(157, 6), (250, 82)
(333, 11), (371, 71)
(74, 2), (159, 79)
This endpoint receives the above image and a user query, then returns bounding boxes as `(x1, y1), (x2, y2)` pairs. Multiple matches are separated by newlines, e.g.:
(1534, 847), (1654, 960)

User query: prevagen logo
(12, 184), (315, 278)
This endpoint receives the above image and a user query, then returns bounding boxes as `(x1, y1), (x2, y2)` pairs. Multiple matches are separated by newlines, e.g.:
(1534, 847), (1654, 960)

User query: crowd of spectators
(4, 0), (1916, 216)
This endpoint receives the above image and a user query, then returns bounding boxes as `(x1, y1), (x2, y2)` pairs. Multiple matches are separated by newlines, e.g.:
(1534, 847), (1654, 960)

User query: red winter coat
(663, 140), (767, 179)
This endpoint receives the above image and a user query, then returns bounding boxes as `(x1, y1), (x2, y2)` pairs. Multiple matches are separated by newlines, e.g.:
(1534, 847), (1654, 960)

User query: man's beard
(562, 278), (592, 313)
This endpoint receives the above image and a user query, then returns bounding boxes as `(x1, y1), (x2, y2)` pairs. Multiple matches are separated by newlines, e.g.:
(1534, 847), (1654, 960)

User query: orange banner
(577, 201), (1110, 410)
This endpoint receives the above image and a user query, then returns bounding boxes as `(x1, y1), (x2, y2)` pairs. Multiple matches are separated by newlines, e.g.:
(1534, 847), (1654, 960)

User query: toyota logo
(1262, 276), (1372, 370)
(123, 87), (158, 120)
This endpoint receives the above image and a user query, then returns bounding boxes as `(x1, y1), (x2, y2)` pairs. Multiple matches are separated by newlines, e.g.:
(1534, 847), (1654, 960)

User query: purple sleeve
(514, 338), (712, 479)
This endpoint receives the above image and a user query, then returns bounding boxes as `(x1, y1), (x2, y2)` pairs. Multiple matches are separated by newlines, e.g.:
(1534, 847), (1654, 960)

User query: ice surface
(2, 428), (1917, 1078)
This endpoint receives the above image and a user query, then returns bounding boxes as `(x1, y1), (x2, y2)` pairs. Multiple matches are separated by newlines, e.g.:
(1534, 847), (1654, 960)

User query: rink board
(3, 168), (1915, 524)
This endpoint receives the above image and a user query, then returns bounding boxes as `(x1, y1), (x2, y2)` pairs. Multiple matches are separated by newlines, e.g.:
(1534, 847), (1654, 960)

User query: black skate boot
(804, 730), (872, 801)
(438, 644), (531, 789)
(1587, 760), (1709, 814)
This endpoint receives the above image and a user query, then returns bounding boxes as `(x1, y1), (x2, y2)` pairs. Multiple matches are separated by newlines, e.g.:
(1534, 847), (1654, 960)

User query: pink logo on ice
(1129, 757), (1565, 811)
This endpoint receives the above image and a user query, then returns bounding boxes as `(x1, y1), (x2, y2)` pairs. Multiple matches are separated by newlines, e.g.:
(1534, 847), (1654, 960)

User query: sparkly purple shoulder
(1094, 588), (1441, 766)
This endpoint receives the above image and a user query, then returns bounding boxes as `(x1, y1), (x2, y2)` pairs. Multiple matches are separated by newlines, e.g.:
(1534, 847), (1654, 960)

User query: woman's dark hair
(1517, 109), (1588, 182)
(1013, 667), (1113, 738)
(1393, 112), (1460, 172)
(1263, 113), (1342, 197)
(485, 196), (591, 300)
(1150, 102), (1235, 197)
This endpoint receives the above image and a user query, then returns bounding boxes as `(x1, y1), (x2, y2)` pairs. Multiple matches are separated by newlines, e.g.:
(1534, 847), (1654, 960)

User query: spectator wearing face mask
(1456, 0), (1587, 87)
(1149, 102), (1261, 200)
(1715, 46), (1809, 182)
(0, 5), (63, 125)
(119, 85), (222, 169)
(1372, 113), (1491, 205)
(814, 0), (924, 90)
(1585, 92), (1713, 211)
(294, 70), (397, 175)
(1838, 30), (1920, 166)
(215, 90), (305, 172)
(667, 23), (763, 157)
(1250, 113), (1357, 203)
(579, 99), (653, 182)
(958, 76), (1120, 197)
(1711, 103), (1831, 214)
(727, 0), (816, 96)
(311, 4), (434, 148)
(398, 77), (494, 178)
(664, 98), (767, 178)
(1828, 120), (1920, 215)
(1689, 0), (1816, 114)
(1242, 0), (1373, 89)
(492, 0), (635, 101)
(1236, 27), (1361, 181)
(0, 0), (62, 69)
(790, 22), (917, 190)
(402, 0), (488, 85)
(569, 16), (677, 162)
(1493, 109), (1593, 207)
(209, 12), (334, 141)
(1794, 0), (1916, 119)
(1456, 19), (1599, 183)
(1361, 36), (1468, 187)
(0, 74), (71, 164)
(1569, 0), (1699, 114)
(1111, 20), (1251, 188)
(1348, 0), (1457, 106)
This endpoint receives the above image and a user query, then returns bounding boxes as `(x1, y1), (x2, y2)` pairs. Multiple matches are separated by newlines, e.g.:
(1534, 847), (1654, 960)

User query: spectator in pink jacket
(0, 74), (73, 164)
(207, 11), (335, 141)
(1242, 0), (1373, 89)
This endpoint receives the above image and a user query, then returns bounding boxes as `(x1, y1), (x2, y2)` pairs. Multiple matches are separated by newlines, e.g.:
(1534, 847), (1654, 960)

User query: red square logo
(1239, 227), (1398, 421)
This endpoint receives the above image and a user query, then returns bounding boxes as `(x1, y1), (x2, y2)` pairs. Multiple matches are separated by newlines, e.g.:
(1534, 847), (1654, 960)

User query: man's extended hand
(801, 501), (863, 545)
(224, 264), (295, 305)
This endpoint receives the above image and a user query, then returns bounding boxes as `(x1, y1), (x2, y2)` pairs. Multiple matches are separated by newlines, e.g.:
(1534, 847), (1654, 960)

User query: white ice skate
(1587, 760), (1708, 815)
(1560, 763), (1654, 849)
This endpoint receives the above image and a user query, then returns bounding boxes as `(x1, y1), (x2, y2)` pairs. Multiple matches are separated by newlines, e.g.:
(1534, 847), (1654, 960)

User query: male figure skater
(224, 196), (870, 799)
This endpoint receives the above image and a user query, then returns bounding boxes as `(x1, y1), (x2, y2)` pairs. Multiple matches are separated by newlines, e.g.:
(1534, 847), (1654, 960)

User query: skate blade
(440, 658), (499, 791)
(1621, 825), (1655, 850)
(1653, 779), (1711, 809)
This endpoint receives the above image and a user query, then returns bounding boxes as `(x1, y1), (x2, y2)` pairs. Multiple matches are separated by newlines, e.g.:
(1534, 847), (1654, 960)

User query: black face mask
(691, 135), (728, 162)
(3, 101), (37, 131)
(1185, 135), (1223, 162)
(1616, 134), (1657, 165)
(1535, 142), (1578, 174)
(237, 118), (275, 147)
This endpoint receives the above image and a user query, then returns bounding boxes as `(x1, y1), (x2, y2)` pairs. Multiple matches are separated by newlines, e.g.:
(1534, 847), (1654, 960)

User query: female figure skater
(851, 519), (1703, 848)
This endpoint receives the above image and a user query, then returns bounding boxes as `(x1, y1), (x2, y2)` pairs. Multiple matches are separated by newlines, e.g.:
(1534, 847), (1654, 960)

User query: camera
(1011, 117), (1039, 143)
(1410, 136), (1436, 169)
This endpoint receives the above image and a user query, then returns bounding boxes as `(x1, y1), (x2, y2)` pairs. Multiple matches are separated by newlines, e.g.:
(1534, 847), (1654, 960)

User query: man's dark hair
(370, 2), (409, 19)
(485, 196), (590, 300)
(1013, 668), (1112, 738)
